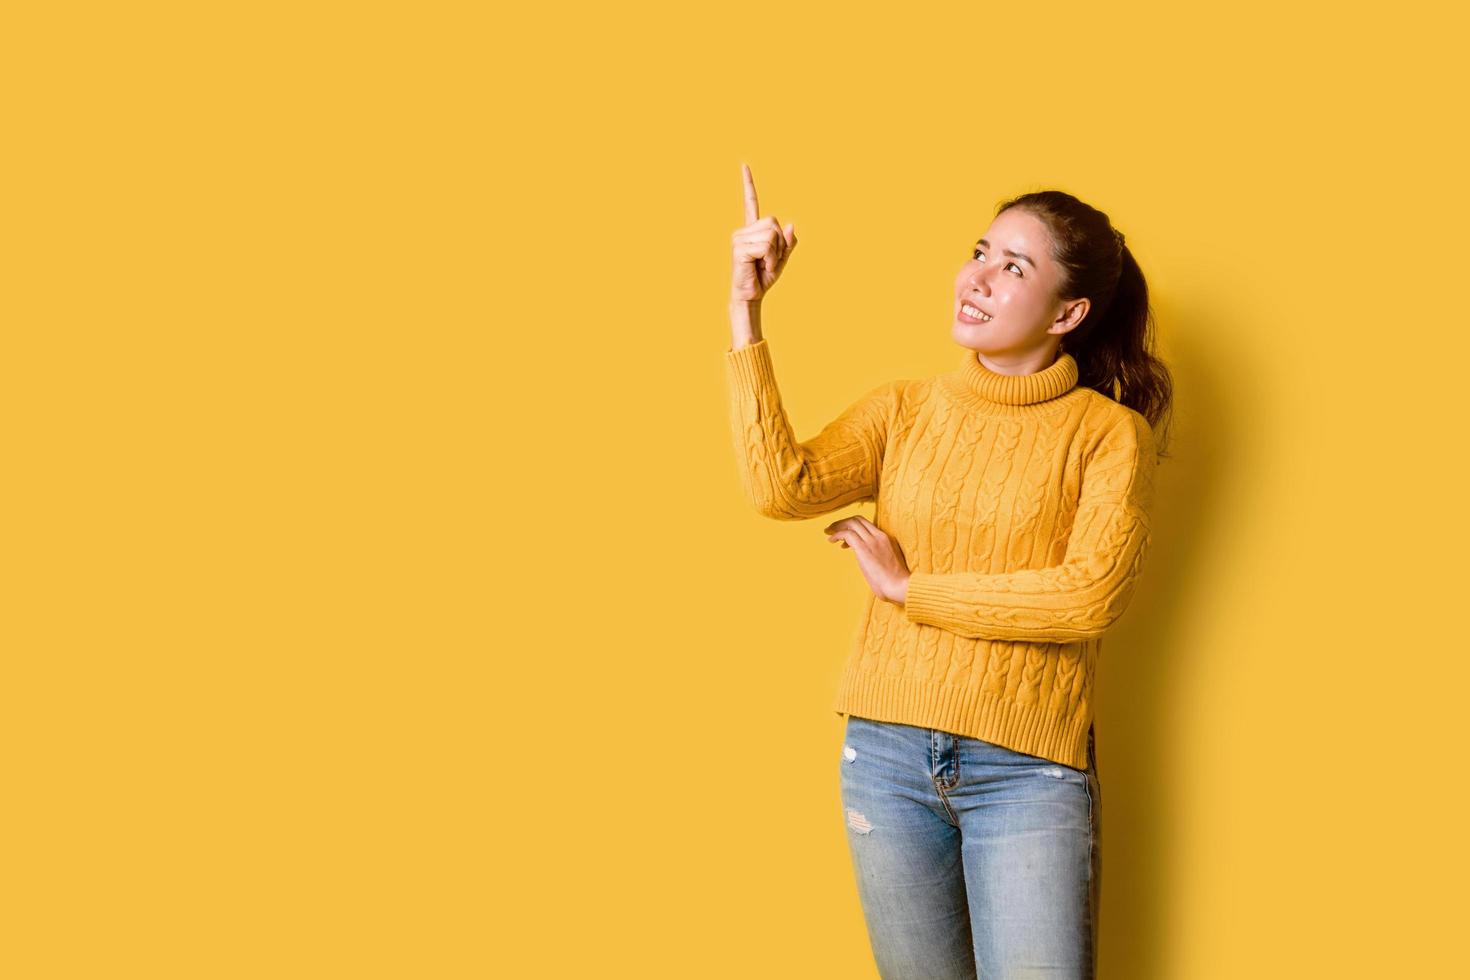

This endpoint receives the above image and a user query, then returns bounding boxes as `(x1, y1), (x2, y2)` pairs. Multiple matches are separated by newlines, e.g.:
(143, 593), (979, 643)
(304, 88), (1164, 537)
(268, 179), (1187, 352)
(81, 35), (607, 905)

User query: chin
(951, 321), (990, 350)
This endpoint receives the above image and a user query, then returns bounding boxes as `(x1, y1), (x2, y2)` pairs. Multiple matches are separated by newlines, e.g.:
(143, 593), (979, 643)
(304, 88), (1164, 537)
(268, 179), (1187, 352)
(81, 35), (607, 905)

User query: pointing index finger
(742, 162), (759, 225)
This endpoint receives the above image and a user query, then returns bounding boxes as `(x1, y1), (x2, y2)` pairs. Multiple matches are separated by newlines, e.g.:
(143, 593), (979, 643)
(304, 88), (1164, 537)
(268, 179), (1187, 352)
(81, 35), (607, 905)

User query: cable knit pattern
(724, 337), (1158, 770)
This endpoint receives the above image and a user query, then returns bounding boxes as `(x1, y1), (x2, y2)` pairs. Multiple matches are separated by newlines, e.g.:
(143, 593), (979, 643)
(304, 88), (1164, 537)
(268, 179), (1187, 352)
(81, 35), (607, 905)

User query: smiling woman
(953, 208), (1108, 377)
(723, 164), (1174, 980)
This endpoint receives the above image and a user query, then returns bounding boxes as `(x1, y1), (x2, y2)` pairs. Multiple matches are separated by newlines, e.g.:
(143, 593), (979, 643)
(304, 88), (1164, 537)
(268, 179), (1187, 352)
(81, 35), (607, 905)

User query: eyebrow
(976, 238), (1036, 270)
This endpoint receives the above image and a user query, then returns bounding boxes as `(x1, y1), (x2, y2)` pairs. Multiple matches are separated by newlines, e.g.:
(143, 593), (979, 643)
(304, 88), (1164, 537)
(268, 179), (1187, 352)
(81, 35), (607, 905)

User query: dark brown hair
(995, 189), (1174, 457)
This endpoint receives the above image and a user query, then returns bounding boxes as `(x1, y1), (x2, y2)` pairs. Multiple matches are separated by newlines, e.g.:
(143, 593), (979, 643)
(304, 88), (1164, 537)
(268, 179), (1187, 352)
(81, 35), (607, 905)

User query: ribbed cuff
(724, 337), (777, 395)
(903, 572), (961, 630)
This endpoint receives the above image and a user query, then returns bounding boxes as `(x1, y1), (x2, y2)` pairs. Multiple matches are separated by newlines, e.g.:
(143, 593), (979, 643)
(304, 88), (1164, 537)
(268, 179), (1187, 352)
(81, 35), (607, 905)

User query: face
(952, 208), (1089, 361)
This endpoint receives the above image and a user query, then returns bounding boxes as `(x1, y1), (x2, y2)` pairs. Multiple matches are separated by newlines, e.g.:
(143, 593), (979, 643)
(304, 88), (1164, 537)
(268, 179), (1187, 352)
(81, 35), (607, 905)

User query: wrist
(728, 298), (763, 346)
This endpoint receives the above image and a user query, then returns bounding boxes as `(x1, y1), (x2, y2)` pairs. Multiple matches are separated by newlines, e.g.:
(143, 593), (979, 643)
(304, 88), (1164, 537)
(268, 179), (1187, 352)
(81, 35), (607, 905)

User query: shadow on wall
(1092, 304), (1236, 980)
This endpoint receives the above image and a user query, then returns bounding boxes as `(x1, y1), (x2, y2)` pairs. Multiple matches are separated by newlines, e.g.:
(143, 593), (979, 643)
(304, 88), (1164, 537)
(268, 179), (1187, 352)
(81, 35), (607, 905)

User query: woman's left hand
(824, 516), (911, 605)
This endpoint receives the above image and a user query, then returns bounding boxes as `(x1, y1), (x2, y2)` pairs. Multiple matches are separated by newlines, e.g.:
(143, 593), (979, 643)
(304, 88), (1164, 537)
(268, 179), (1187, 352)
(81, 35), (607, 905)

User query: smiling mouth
(959, 303), (992, 322)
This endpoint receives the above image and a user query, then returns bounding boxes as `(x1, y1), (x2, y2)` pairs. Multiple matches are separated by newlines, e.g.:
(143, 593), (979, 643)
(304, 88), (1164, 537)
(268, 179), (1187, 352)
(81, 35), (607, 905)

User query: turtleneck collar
(939, 348), (1085, 417)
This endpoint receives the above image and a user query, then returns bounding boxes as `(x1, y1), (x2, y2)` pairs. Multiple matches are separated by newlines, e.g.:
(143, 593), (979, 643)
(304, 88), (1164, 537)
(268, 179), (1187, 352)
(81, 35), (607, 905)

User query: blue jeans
(838, 715), (1101, 979)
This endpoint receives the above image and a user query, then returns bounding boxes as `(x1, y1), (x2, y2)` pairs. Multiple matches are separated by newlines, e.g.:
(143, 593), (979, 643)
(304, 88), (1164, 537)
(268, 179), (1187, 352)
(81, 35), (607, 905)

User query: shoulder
(1075, 389), (1155, 457)
(1072, 390), (1157, 510)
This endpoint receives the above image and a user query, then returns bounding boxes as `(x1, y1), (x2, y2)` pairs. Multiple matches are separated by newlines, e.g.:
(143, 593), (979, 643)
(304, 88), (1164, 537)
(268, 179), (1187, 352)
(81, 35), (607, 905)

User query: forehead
(981, 208), (1050, 253)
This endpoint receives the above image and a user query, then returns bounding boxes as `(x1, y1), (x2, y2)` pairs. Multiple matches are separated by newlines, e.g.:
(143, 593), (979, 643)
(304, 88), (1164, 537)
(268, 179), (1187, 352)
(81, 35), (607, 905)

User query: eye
(971, 247), (1024, 276)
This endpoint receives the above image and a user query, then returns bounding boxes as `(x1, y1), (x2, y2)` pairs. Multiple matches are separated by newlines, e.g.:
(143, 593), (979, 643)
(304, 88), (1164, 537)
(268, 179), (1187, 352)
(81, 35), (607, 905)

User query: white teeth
(961, 303), (992, 321)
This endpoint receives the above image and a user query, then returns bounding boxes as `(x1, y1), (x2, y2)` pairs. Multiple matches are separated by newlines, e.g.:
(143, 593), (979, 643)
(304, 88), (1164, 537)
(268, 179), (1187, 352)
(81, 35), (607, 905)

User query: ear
(1052, 297), (1089, 334)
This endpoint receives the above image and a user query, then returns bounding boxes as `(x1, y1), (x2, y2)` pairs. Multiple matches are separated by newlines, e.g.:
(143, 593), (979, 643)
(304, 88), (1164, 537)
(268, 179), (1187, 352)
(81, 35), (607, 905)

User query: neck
(941, 346), (1082, 417)
(973, 345), (1062, 377)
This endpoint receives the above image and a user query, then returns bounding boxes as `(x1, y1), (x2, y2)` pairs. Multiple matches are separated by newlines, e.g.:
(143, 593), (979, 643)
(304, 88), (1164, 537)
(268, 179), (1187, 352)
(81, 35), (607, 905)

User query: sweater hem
(831, 667), (1092, 771)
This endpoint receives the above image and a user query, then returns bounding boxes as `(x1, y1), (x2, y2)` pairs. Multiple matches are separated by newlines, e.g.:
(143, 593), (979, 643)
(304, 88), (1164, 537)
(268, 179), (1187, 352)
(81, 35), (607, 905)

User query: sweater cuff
(903, 572), (960, 629)
(724, 337), (778, 395)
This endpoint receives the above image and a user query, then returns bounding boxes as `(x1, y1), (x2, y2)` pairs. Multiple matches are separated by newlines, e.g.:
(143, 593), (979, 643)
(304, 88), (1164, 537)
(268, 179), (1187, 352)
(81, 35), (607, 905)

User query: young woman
(724, 163), (1173, 980)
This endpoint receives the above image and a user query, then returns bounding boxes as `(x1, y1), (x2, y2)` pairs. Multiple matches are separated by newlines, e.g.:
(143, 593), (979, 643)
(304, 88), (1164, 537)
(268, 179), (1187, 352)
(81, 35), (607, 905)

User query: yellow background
(4, 1), (1467, 976)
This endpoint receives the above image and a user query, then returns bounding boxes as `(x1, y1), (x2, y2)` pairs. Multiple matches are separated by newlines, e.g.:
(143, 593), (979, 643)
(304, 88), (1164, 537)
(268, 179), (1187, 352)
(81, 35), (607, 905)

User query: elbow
(1057, 546), (1149, 639)
(1079, 602), (1125, 639)
(742, 487), (807, 521)
(1071, 617), (1114, 642)
(752, 501), (804, 521)
(734, 471), (792, 520)
(745, 482), (850, 521)
(735, 466), (805, 521)
(753, 499), (830, 522)
(1068, 582), (1142, 639)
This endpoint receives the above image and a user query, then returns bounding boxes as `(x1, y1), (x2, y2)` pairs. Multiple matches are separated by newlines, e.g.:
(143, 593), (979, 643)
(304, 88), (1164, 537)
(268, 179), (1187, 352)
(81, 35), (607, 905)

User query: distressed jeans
(838, 714), (1101, 980)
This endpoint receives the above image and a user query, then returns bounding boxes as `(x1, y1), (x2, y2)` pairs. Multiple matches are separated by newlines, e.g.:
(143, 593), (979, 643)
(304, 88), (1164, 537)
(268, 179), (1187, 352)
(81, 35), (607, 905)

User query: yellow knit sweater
(724, 337), (1158, 770)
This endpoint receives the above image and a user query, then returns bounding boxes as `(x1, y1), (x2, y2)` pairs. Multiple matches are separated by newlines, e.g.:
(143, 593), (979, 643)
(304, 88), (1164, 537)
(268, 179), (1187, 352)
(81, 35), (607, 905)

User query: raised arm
(723, 163), (901, 520)
(725, 337), (903, 521)
(902, 411), (1158, 641)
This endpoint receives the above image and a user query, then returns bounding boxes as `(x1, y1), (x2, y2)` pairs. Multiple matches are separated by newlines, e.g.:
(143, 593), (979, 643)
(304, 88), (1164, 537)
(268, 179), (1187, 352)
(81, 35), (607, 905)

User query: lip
(957, 300), (994, 322)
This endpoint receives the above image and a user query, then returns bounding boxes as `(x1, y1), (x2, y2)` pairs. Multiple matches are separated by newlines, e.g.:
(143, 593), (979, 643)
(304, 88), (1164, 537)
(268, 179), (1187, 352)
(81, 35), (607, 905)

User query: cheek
(998, 282), (1035, 309)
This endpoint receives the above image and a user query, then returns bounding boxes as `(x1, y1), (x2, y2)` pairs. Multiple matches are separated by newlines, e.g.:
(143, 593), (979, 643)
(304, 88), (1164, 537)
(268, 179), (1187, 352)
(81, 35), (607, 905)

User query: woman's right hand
(730, 163), (797, 305)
